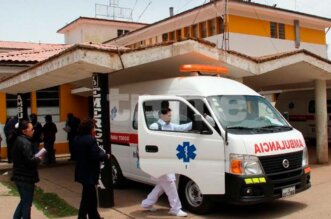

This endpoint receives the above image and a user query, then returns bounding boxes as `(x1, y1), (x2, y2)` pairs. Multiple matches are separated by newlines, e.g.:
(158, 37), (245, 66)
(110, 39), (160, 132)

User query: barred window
(278, 23), (285, 39)
(270, 22), (278, 38)
(270, 22), (285, 39)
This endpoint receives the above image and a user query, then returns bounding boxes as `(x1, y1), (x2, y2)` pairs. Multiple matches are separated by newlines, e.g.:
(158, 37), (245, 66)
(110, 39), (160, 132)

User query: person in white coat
(141, 107), (191, 217)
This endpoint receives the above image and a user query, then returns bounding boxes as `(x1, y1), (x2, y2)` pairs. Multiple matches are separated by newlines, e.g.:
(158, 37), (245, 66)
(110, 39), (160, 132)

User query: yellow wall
(60, 84), (89, 122)
(228, 15), (270, 37)
(228, 15), (325, 45)
(301, 27), (326, 44)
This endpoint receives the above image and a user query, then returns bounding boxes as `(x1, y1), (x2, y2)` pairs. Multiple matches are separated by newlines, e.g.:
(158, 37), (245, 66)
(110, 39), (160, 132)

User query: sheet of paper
(35, 148), (47, 158)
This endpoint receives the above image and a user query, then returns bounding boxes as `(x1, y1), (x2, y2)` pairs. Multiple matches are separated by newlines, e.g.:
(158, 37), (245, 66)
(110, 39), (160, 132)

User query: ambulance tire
(179, 176), (214, 215)
(111, 157), (126, 189)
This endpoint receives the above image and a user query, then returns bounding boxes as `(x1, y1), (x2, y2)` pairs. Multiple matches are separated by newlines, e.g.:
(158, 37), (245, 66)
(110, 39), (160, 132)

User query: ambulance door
(138, 95), (225, 195)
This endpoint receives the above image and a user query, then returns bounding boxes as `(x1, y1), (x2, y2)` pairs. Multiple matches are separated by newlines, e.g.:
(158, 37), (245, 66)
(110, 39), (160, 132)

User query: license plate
(282, 186), (295, 198)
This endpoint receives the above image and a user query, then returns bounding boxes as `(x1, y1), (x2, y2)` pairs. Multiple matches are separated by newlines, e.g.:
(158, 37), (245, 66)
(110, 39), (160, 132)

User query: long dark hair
(77, 118), (95, 136)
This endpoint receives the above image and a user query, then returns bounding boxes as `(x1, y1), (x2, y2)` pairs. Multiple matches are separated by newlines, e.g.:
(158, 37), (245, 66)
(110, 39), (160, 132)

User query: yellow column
(0, 92), (6, 124)
(31, 91), (37, 114)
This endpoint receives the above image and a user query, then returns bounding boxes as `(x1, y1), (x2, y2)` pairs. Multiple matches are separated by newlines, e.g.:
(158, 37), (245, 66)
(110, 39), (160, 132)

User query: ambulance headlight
(302, 147), (309, 167)
(230, 154), (264, 176)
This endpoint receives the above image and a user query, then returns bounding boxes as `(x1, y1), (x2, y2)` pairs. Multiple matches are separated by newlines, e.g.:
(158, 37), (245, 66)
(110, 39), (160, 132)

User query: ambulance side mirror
(282, 112), (289, 121)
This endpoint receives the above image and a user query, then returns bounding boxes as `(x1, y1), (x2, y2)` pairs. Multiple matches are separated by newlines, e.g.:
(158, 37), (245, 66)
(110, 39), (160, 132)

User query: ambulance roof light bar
(179, 64), (228, 76)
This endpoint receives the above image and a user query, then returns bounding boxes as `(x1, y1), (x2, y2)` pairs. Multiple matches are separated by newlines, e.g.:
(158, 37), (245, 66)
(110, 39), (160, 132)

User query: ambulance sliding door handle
(145, 145), (158, 153)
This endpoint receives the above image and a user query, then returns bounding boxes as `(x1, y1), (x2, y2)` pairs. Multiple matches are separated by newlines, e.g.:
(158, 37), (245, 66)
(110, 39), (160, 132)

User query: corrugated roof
(0, 41), (70, 62)
(0, 41), (66, 51)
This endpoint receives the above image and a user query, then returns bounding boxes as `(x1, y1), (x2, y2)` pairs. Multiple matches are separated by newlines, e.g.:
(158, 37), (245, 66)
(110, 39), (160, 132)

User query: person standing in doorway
(73, 118), (110, 219)
(141, 104), (191, 217)
(42, 115), (58, 165)
(29, 114), (43, 153)
(11, 120), (45, 219)
(64, 113), (80, 161)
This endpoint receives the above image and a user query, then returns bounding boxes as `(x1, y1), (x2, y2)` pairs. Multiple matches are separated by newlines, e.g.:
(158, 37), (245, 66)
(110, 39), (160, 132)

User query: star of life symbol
(176, 141), (197, 168)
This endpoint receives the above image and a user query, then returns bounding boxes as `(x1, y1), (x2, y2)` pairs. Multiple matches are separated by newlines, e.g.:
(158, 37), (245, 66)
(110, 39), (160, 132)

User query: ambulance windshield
(207, 95), (289, 131)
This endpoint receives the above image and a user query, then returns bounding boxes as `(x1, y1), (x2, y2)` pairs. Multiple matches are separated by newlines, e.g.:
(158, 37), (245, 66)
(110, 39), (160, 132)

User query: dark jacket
(11, 135), (40, 183)
(42, 122), (57, 142)
(74, 135), (108, 185)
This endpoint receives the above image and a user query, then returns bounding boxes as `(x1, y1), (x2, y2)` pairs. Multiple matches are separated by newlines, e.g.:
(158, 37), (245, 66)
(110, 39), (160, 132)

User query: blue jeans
(13, 181), (35, 219)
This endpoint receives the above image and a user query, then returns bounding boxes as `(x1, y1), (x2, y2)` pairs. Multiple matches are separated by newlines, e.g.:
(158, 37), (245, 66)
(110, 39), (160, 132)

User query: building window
(200, 22), (207, 38)
(162, 33), (168, 42)
(270, 22), (285, 39)
(36, 86), (60, 122)
(216, 17), (224, 34)
(176, 29), (182, 41)
(169, 31), (175, 41)
(183, 27), (189, 38)
(191, 24), (198, 38)
(117, 29), (129, 37)
(6, 94), (31, 117)
(208, 19), (216, 36)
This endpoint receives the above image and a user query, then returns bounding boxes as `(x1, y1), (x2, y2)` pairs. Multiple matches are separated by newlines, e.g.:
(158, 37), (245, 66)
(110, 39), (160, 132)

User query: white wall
(206, 33), (327, 58)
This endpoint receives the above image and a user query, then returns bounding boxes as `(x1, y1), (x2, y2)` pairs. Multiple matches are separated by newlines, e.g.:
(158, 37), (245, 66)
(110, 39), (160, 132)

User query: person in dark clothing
(42, 115), (58, 165)
(73, 118), (110, 219)
(29, 114), (43, 153)
(64, 113), (80, 160)
(11, 120), (44, 219)
(4, 116), (18, 163)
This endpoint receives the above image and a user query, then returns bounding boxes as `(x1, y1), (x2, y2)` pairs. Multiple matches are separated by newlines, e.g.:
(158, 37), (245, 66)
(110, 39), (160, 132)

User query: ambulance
(109, 65), (311, 214)
(275, 89), (331, 143)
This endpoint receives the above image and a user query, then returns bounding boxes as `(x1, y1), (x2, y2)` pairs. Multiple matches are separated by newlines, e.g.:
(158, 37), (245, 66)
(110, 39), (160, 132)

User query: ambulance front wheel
(179, 176), (214, 214)
(111, 157), (126, 188)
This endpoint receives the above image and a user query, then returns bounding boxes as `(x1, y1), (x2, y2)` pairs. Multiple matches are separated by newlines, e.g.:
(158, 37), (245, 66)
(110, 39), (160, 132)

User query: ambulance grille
(259, 151), (303, 176)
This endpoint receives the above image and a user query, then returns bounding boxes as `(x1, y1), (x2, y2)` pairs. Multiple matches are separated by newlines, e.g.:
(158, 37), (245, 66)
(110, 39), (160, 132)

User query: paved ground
(0, 147), (331, 219)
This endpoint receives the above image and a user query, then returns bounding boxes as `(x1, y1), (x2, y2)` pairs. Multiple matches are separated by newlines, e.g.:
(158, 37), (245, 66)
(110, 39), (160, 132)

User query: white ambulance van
(275, 89), (331, 143)
(109, 65), (311, 214)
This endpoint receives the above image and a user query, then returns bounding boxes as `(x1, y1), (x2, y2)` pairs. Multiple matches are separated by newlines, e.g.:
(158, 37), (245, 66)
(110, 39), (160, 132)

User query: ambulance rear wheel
(179, 176), (214, 214)
(111, 157), (126, 188)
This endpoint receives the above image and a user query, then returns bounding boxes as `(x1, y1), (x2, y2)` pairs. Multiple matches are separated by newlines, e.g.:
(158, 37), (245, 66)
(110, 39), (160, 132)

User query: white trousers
(141, 179), (182, 214)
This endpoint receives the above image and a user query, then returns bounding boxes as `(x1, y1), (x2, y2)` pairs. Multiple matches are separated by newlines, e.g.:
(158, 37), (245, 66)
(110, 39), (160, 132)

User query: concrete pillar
(92, 73), (114, 207)
(315, 79), (328, 163)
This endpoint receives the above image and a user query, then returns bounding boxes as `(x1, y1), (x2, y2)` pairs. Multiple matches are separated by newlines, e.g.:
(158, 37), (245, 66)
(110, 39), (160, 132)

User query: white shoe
(169, 209), (188, 217)
(141, 205), (157, 212)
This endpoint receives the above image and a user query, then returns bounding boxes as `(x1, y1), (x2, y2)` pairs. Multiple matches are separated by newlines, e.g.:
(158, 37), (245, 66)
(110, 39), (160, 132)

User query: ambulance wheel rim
(185, 180), (203, 207)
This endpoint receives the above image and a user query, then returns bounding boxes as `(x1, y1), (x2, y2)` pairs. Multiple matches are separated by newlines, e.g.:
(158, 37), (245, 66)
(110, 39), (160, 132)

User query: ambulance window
(189, 99), (219, 133)
(143, 100), (212, 134)
(132, 104), (138, 130)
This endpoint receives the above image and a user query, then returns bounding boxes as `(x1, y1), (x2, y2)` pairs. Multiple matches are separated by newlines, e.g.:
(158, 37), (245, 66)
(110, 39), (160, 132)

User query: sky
(0, 0), (330, 46)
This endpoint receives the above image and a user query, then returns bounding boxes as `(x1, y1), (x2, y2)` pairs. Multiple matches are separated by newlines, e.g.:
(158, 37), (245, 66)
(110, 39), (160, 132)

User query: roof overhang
(1, 40), (331, 95)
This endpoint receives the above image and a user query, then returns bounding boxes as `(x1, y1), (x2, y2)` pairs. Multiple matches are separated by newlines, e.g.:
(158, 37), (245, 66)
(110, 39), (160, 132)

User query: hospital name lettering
(254, 139), (304, 154)
(93, 84), (103, 148)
